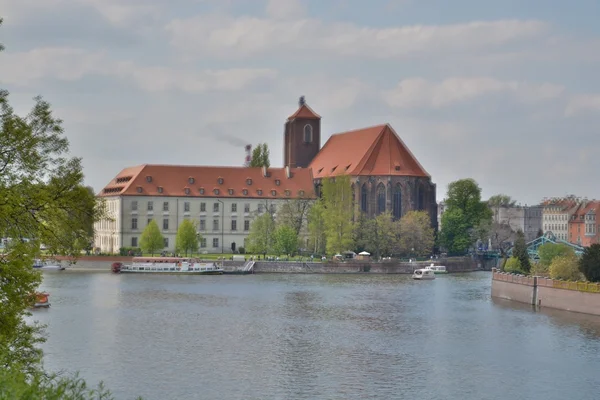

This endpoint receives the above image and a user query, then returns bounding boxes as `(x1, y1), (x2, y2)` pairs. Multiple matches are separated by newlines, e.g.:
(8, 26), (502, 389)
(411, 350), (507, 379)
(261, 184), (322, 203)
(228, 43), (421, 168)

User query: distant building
(489, 204), (542, 243)
(542, 197), (580, 242)
(568, 200), (600, 246)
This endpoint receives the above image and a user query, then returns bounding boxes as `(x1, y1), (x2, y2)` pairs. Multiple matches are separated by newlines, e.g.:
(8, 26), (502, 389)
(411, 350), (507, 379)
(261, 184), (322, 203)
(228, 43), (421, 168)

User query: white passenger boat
(33, 259), (65, 271)
(112, 257), (223, 275)
(424, 263), (447, 274)
(412, 268), (435, 280)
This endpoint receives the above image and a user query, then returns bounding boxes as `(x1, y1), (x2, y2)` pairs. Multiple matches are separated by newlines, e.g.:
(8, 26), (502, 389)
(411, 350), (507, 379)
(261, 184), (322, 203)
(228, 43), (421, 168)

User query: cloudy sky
(1, 0), (599, 205)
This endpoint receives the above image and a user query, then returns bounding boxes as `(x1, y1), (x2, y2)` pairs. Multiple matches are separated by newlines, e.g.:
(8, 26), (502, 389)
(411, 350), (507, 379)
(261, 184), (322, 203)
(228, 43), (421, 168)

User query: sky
(1, 0), (600, 205)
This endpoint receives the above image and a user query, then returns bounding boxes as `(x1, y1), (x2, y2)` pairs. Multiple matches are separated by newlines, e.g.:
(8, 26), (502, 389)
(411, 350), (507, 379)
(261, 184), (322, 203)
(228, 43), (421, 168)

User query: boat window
(170, 268), (175, 271)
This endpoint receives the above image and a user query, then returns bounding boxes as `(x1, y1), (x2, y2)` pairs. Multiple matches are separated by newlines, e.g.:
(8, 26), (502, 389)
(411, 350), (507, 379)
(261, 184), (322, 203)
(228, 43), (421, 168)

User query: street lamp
(217, 199), (224, 254)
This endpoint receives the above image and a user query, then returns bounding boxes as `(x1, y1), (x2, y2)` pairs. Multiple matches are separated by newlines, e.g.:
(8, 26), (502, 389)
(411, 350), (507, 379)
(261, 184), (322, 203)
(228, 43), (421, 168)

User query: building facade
(568, 201), (600, 246)
(490, 205), (542, 243)
(542, 198), (579, 242)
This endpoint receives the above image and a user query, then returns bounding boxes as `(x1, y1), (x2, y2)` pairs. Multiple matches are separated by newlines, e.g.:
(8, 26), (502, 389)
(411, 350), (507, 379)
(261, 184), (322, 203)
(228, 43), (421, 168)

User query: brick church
(284, 96), (437, 229)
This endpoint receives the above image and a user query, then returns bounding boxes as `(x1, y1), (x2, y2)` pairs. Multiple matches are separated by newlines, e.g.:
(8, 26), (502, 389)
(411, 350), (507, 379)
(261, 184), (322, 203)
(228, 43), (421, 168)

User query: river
(33, 271), (600, 400)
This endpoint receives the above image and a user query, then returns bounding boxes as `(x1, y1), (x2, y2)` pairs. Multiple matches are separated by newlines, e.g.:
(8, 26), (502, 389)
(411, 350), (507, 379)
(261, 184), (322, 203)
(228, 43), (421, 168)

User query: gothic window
(303, 124), (313, 143)
(417, 184), (424, 210)
(361, 184), (368, 213)
(393, 184), (402, 220)
(377, 184), (386, 214)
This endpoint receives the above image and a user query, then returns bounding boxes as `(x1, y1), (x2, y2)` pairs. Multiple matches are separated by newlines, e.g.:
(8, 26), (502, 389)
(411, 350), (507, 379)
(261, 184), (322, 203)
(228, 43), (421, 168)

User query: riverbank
(491, 268), (600, 316)
(53, 255), (491, 273)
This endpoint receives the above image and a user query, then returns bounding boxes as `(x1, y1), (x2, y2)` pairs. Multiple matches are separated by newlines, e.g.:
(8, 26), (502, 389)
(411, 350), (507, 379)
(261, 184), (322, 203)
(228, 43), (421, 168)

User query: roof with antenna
(287, 96), (321, 120)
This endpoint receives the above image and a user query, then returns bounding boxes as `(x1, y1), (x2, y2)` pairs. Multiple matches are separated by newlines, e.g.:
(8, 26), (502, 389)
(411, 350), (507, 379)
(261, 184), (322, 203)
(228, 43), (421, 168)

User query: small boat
(33, 259), (65, 271)
(413, 268), (435, 280)
(31, 292), (51, 308)
(112, 257), (224, 275)
(424, 263), (447, 274)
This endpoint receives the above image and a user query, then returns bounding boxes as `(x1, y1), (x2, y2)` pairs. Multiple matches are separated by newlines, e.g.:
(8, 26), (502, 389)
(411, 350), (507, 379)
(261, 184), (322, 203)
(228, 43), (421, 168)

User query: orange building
(568, 201), (600, 247)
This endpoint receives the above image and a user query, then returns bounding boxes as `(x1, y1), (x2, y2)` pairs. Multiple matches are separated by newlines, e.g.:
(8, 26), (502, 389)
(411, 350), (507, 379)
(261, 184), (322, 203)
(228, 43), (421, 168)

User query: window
(148, 201), (153, 211)
(199, 219), (205, 231)
(246, 179), (252, 185)
(257, 190), (263, 195)
(200, 238), (207, 248)
(199, 188), (205, 195)
(131, 201), (138, 211)
(200, 202), (206, 212)
(136, 187), (143, 193)
(393, 184), (402, 220)
(164, 238), (169, 248)
(188, 177), (195, 184)
(214, 189), (220, 195)
(131, 218), (138, 229)
(147, 218), (153, 226)
(213, 203), (219, 212)
(258, 204), (264, 213)
(299, 190), (305, 197)
(361, 184), (368, 213)
(185, 188), (190, 195)
(303, 124), (313, 143)
(146, 176), (152, 183)
(213, 219), (219, 231)
(232, 203), (237, 212)
(244, 203), (250, 213)
(417, 185), (424, 210)
(163, 218), (169, 230)
(271, 190), (277, 196)
(213, 238), (219, 248)
(231, 220), (237, 231)
(218, 178), (224, 184)
(377, 184), (386, 214)
(158, 186), (163, 193)
(163, 202), (169, 211)
(243, 189), (249, 195)
(244, 220), (250, 231)
(228, 189), (234, 195)
(184, 202), (190, 212)
(275, 179), (280, 186)
(285, 190), (290, 197)
(131, 237), (138, 247)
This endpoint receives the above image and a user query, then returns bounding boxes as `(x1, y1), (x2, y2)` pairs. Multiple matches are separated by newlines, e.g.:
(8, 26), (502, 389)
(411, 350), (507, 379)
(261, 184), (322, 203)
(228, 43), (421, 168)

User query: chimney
(262, 165), (268, 177)
(285, 165), (291, 179)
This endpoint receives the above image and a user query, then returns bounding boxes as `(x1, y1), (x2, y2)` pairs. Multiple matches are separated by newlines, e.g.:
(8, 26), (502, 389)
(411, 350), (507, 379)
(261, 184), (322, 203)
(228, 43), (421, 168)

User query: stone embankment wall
(491, 269), (600, 316)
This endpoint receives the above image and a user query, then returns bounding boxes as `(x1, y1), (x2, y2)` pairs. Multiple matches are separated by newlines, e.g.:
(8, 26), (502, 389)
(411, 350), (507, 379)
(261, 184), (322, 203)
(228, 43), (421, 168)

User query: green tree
(307, 200), (326, 255)
(246, 212), (275, 256)
(321, 176), (354, 255)
(139, 220), (164, 256)
(579, 243), (600, 282)
(272, 225), (299, 256)
(487, 194), (517, 208)
(356, 212), (400, 258)
(550, 254), (581, 281)
(399, 211), (435, 257)
(250, 143), (270, 168)
(439, 208), (471, 254)
(175, 219), (199, 256)
(538, 243), (575, 268)
(513, 230), (531, 273)
(503, 257), (523, 274)
(277, 198), (312, 236)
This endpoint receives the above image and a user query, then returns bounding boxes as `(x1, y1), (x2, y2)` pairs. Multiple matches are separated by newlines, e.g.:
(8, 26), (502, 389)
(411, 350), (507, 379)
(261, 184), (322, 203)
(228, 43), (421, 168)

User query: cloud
(565, 94), (600, 117)
(166, 16), (548, 59)
(0, 47), (278, 92)
(265, 0), (306, 19)
(383, 77), (565, 109)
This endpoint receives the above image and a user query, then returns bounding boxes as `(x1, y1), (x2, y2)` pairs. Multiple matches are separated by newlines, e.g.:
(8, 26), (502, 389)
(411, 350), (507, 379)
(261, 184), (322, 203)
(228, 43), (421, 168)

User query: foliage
(530, 262), (550, 277)
(487, 194), (517, 208)
(119, 247), (141, 256)
(246, 212), (275, 255)
(440, 179), (491, 254)
(538, 243), (575, 268)
(399, 211), (434, 257)
(536, 228), (544, 238)
(175, 219), (199, 256)
(249, 143), (270, 168)
(579, 243), (600, 282)
(513, 230), (531, 273)
(503, 257), (524, 274)
(272, 225), (299, 256)
(355, 212), (400, 258)
(307, 200), (326, 255)
(472, 219), (514, 255)
(439, 208), (471, 255)
(139, 220), (164, 256)
(321, 176), (354, 255)
(550, 254), (581, 281)
(277, 198), (312, 236)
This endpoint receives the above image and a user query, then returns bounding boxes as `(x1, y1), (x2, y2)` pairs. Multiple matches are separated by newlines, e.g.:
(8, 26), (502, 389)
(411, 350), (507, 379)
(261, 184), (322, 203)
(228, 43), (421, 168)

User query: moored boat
(412, 268), (435, 280)
(424, 263), (447, 274)
(31, 292), (51, 308)
(33, 259), (65, 271)
(112, 257), (224, 275)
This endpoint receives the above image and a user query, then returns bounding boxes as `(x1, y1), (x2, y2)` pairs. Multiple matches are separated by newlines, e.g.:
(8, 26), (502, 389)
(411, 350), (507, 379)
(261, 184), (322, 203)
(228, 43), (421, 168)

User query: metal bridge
(507, 232), (585, 260)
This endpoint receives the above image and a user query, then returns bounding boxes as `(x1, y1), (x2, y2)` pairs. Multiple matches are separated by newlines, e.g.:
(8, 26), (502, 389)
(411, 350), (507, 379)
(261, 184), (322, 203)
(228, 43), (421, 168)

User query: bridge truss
(507, 232), (585, 260)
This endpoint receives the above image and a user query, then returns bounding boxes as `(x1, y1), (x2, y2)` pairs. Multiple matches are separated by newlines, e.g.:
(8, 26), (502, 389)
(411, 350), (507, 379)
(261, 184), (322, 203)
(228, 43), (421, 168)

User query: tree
(538, 243), (575, 268)
(550, 254), (581, 281)
(439, 208), (471, 255)
(356, 212), (401, 258)
(139, 220), (164, 256)
(272, 225), (298, 256)
(321, 176), (354, 255)
(536, 228), (544, 238)
(513, 230), (531, 273)
(246, 212), (275, 256)
(487, 194), (517, 208)
(175, 219), (199, 256)
(399, 211), (434, 257)
(504, 257), (523, 274)
(307, 200), (326, 255)
(277, 198), (312, 236)
(250, 143), (270, 168)
(579, 243), (600, 282)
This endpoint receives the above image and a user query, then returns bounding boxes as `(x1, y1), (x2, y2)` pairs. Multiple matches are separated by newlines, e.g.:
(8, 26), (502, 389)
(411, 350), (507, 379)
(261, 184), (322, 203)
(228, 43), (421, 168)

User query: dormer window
(158, 186), (163, 193)
(214, 189), (220, 195)
(218, 178), (224, 185)
(199, 188), (205, 195)
(275, 179), (280, 186)
(303, 124), (313, 143)
(228, 189), (234, 195)
(146, 176), (152, 183)
(246, 179), (252, 185)
(184, 188), (191, 195)
(257, 189), (263, 195)
(299, 190), (305, 197)
(285, 190), (290, 197)
(242, 189), (248, 196)
(271, 190), (277, 196)
(188, 177), (195, 184)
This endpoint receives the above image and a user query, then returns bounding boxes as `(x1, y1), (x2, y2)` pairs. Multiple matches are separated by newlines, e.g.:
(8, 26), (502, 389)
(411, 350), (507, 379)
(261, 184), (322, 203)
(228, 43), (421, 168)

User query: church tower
(284, 96), (321, 168)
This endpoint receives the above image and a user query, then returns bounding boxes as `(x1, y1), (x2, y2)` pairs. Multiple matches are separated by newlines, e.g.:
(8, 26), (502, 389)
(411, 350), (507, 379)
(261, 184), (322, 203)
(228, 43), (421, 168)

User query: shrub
(530, 262), (550, 277)
(503, 257), (524, 274)
(550, 254), (582, 281)
(238, 247), (245, 254)
(579, 243), (600, 282)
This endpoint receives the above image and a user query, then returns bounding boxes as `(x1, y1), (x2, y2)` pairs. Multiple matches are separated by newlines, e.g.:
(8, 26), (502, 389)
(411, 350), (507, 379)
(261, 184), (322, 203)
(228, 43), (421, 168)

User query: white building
(541, 198), (579, 242)
(94, 165), (315, 254)
(490, 205), (543, 242)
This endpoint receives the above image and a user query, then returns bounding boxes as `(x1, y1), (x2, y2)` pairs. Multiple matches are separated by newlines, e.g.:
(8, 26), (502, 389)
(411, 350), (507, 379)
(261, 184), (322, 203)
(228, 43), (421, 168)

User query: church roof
(309, 124), (430, 179)
(98, 165), (316, 199)
(287, 104), (321, 120)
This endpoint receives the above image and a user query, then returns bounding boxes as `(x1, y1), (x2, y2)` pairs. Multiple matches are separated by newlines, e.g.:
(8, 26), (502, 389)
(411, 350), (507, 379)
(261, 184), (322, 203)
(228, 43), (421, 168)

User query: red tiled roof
(309, 124), (430, 179)
(287, 104), (321, 120)
(98, 165), (315, 199)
